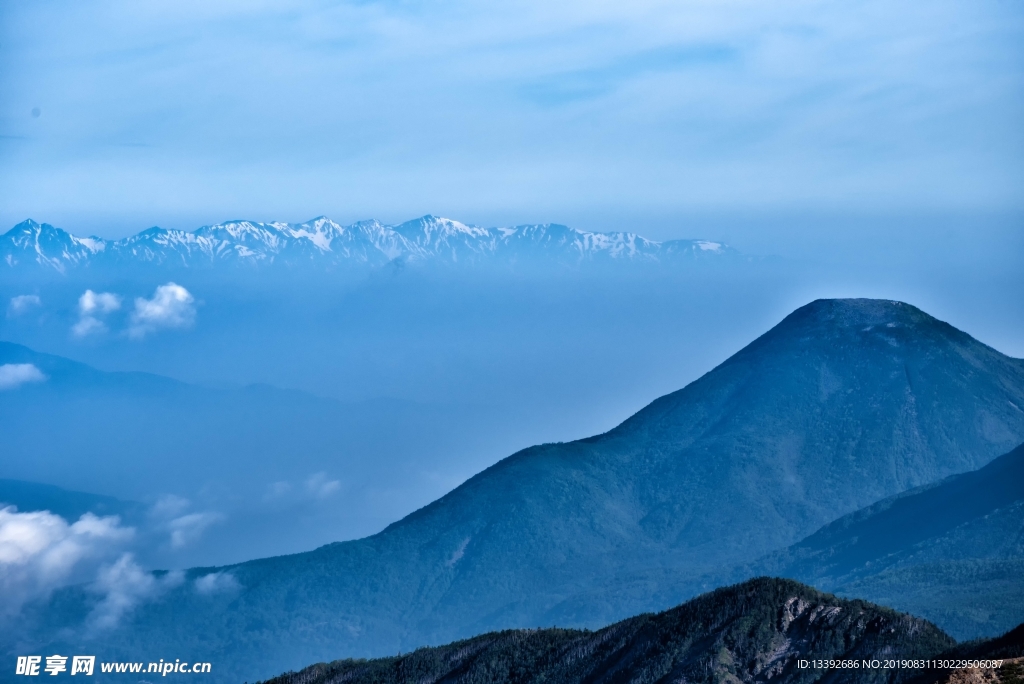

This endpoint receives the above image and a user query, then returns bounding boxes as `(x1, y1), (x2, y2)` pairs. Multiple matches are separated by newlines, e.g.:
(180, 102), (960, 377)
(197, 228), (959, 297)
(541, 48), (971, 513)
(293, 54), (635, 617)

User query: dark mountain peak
(764, 299), (1020, 384)
(770, 298), (949, 340)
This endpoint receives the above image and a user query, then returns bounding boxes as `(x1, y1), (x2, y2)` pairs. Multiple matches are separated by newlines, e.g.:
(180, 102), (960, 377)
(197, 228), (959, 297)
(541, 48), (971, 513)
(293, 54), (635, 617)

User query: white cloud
(0, 506), (133, 616)
(7, 294), (41, 317)
(73, 289), (122, 337)
(167, 512), (221, 549)
(79, 290), (122, 315)
(306, 472), (341, 499)
(88, 554), (183, 630)
(129, 282), (196, 338)
(0, 363), (47, 391)
(194, 571), (240, 595)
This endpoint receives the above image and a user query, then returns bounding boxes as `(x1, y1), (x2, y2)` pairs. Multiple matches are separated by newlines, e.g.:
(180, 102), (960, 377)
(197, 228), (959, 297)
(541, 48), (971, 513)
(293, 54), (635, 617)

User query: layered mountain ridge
(0, 340), (545, 565)
(750, 443), (1024, 639)
(0, 216), (732, 273)
(16, 298), (1024, 683)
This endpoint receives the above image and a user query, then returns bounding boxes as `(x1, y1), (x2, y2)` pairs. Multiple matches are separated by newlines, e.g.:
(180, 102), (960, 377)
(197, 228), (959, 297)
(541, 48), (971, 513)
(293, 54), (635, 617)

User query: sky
(1, 0), (1023, 241)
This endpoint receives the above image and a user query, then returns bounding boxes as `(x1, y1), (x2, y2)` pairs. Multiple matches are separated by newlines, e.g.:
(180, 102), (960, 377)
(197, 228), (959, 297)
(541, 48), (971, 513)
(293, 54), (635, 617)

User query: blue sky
(1, 0), (1022, 239)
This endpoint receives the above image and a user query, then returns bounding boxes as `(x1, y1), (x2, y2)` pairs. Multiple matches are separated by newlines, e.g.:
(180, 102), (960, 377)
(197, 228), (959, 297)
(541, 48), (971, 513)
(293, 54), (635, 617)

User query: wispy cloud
(149, 495), (221, 549)
(305, 472), (341, 499)
(194, 571), (240, 596)
(7, 294), (41, 317)
(167, 512), (222, 549)
(521, 43), (739, 105)
(0, 363), (47, 391)
(262, 474), (342, 504)
(88, 554), (183, 630)
(129, 283), (196, 338)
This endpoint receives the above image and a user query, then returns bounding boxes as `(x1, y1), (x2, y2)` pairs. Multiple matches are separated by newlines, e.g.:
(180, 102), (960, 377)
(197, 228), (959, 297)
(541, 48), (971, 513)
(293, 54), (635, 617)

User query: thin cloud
(150, 494), (191, 520)
(306, 472), (341, 499)
(0, 363), (47, 391)
(194, 571), (240, 596)
(129, 282), (196, 338)
(1, 0), (1021, 229)
(88, 554), (183, 630)
(7, 294), (41, 317)
(149, 495), (221, 549)
(167, 512), (222, 549)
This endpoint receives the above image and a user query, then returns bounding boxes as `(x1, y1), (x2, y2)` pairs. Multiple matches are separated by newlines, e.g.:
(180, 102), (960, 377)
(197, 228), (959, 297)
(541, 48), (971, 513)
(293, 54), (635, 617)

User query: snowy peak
(0, 216), (737, 274)
(2, 220), (106, 272)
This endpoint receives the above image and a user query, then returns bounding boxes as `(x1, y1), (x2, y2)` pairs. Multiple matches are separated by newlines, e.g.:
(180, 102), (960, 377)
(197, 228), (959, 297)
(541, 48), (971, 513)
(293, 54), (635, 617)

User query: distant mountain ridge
(0, 340), (553, 565)
(0, 216), (732, 273)
(0, 479), (142, 525)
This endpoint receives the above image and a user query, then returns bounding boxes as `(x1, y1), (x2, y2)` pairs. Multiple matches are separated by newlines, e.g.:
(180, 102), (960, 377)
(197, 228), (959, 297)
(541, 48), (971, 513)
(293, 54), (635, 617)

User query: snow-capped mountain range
(1, 216), (733, 274)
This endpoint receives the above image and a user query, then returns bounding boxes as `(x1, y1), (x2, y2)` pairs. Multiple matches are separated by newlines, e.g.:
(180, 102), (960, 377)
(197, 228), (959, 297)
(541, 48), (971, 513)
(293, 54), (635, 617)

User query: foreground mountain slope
(748, 443), (1024, 640)
(18, 299), (1024, 681)
(261, 578), (955, 684)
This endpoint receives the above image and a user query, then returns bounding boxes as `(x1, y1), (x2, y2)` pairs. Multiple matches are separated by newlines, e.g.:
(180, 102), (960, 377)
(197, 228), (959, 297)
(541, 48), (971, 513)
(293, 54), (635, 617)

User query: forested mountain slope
(751, 443), (1024, 640)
